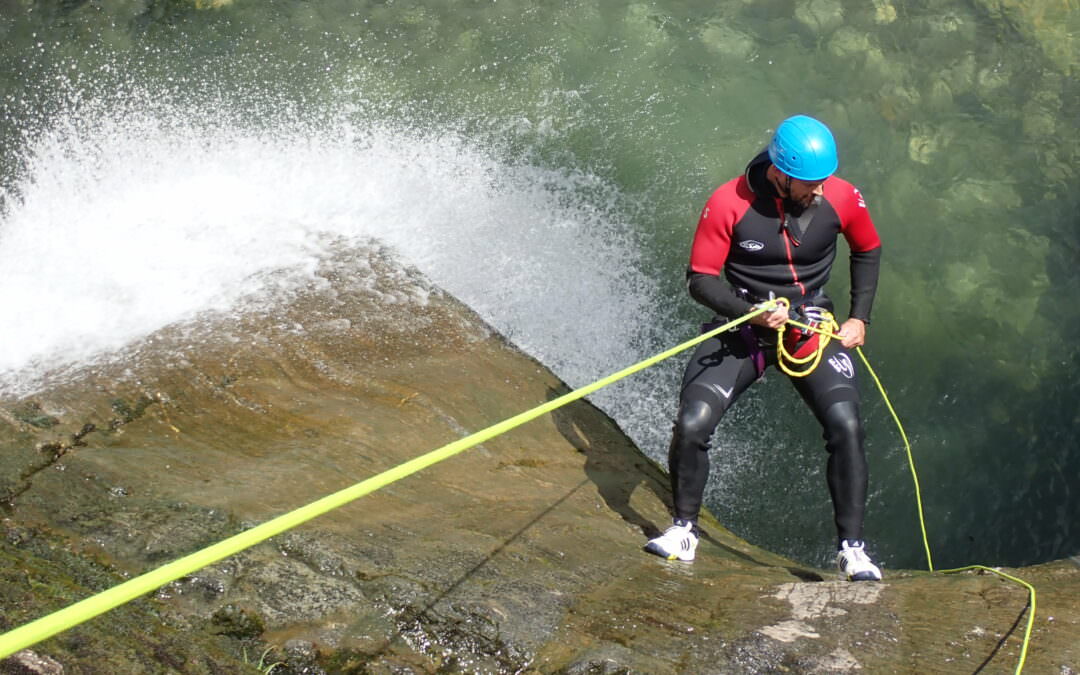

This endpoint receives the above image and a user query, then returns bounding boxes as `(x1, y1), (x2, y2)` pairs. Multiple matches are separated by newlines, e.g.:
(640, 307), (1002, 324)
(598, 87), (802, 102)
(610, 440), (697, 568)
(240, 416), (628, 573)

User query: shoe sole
(644, 541), (695, 562)
(846, 571), (882, 581)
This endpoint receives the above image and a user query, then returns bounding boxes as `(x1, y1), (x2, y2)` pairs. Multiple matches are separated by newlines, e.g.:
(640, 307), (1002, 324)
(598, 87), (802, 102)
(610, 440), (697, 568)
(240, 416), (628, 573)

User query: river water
(0, 0), (1076, 571)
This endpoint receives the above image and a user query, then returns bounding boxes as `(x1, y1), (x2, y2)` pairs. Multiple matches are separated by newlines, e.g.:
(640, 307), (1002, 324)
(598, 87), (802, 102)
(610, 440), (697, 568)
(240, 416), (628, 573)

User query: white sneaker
(644, 521), (699, 562)
(837, 540), (882, 581)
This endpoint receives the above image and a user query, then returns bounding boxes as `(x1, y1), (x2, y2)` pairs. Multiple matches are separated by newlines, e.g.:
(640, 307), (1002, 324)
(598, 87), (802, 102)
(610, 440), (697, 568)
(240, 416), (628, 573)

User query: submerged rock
(871, 0), (897, 25)
(826, 26), (872, 59)
(699, 21), (756, 61)
(0, 245), (1078, 674)
(972, 0), (1080, 75)
(794, 0), (844, 35)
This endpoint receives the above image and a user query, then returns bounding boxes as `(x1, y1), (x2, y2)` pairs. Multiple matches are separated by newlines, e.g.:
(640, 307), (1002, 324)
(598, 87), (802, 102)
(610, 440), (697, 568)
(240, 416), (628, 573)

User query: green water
(1, 0), (1077, 570)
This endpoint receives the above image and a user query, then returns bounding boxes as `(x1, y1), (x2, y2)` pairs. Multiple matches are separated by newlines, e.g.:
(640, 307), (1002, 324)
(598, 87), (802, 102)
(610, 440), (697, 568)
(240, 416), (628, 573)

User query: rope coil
(770, 297), (838, 378)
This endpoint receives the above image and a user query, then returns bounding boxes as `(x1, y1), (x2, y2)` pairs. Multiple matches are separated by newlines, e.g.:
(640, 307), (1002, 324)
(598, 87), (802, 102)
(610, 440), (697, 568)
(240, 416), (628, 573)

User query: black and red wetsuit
(687, 150), (881, 323)
(667, 151), (883, 545)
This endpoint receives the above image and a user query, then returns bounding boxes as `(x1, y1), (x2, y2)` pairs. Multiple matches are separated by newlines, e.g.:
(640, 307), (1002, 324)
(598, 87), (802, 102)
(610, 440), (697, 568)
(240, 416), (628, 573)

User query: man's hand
(837, 318), (866, 349)
(750, 307), (789, 330)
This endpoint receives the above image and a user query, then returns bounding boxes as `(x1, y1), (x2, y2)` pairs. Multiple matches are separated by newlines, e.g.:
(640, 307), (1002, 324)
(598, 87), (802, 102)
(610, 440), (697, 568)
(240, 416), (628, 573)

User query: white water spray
(0, 94), (677, 451)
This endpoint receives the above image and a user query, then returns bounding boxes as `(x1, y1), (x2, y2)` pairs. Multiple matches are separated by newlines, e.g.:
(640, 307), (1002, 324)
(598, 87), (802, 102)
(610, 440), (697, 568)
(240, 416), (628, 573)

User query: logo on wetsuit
(739, 240), (765, 251)
(828, 353), (855, 379)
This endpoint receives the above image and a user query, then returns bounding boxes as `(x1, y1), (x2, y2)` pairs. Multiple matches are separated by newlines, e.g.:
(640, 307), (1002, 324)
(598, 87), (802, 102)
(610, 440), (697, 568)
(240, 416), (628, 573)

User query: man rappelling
(645, 114), (884, 581)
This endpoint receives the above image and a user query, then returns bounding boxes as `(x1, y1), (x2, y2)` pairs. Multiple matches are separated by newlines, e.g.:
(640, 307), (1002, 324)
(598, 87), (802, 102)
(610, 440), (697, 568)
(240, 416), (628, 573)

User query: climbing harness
(770, 297), (838, 378)
(0, 300), (1036, 674)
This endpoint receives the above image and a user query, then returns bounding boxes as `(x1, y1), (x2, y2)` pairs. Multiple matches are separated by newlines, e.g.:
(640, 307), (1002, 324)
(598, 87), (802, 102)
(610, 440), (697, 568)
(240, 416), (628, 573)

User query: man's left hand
(837, 318), (866, 349)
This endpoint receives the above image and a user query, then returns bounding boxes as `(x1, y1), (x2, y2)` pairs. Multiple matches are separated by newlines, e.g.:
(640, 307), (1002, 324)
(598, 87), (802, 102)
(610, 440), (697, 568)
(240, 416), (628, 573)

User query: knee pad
(821, 401), (865, 451)
(674, 399), (720, 448)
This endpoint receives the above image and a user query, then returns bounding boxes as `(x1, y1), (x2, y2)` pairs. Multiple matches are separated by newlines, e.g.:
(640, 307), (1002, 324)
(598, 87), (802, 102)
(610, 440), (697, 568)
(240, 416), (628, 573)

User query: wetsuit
(670, 150), (882, 543)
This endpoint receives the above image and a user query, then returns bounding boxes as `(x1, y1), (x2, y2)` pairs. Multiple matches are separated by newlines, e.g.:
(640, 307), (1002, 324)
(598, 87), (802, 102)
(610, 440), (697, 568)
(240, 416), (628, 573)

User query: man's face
(786, 177), (826, 208)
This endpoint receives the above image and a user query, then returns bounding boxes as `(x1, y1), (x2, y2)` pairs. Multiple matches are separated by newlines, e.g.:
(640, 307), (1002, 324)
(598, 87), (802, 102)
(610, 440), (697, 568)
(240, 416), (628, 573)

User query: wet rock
(0, 247), (1077, 674)
(8, 402), (59, 430)
(0, 525), (251, 670)
(282, 639), (322, 674)
(0, 650), (63, 674)
(210, 603), (265, 640)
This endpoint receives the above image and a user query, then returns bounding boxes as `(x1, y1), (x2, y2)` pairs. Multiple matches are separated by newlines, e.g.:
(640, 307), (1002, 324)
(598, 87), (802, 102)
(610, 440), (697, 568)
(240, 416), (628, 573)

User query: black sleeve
(849, 246), (881, 323)
(686, 269), (754, 319)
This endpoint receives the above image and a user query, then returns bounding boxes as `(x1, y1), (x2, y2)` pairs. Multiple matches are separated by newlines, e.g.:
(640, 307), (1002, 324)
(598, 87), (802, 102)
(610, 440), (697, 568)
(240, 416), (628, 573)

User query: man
(644, 115), (883, 581)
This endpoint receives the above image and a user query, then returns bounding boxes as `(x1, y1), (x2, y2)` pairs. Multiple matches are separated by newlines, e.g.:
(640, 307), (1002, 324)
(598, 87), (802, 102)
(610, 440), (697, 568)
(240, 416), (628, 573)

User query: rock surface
(1, 247), (1077, 674)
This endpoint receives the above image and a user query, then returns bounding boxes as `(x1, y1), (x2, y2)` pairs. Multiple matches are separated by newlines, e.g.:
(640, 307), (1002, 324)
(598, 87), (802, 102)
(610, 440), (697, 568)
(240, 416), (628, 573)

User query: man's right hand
(750, 307), (789, 330)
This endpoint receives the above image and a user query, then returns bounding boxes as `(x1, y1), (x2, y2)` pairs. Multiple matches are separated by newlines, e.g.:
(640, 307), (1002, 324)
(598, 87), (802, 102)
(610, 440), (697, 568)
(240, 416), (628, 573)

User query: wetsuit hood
(744, 149), (775, 197)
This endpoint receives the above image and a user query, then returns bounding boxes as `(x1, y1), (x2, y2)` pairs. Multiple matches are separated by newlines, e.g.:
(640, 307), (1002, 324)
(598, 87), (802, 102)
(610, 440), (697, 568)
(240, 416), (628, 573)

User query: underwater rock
(947, 177), (1023, 212)
(976, 63), (1013, 97)
(623, 3), (672, 51)
(923, 77), (955, 115)
(871, 0), (897, 24)
(940, 53), (978, 96)
(1021, 89), (1060, 141)
(907, 122), (955, 165)
(794, 0), (844, 35)
(877, 83), (921, 124)
(860, 48), (908, 93)
(971, 0), (1080, 74)
(826, 26), (872, 59)
(699, 21), (756, 60)
(844, 0), (896, 30)
(922, 8), (977, 41)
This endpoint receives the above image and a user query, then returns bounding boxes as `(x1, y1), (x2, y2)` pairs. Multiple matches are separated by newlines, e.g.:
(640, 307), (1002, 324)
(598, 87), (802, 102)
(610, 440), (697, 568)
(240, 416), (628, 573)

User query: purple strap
(739, 325), (767, 379)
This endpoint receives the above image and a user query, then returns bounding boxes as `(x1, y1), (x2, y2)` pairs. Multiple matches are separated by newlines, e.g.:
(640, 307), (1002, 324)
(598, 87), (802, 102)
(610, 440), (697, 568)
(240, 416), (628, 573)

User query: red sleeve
(824, 178), (881, 252)
(689, 177), (752, 275)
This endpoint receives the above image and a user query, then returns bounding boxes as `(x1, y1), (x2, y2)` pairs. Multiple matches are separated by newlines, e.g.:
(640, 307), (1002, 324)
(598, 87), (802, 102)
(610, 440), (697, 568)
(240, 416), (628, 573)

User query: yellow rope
(771, 297), (839, 378)
(851, 346), (933, 572)
(936, 565), (1036, 675)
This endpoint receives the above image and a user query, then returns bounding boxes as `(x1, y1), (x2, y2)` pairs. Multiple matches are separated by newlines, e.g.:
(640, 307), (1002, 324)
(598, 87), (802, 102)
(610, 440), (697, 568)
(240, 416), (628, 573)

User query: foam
(0, 91), (671, 450)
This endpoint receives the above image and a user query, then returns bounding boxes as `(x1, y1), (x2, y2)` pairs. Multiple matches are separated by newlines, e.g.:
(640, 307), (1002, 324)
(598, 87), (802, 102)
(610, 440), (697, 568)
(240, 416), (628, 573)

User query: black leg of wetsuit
(788, 339), (868, 544)
(820, 400), (868, 543)
(668, 331), (760, 523)
(668, 399), (722, 522)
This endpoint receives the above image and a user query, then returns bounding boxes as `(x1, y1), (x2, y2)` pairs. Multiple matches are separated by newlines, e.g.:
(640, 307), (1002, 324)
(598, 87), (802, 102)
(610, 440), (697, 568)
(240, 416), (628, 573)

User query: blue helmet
(767, 115), (838, 181)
